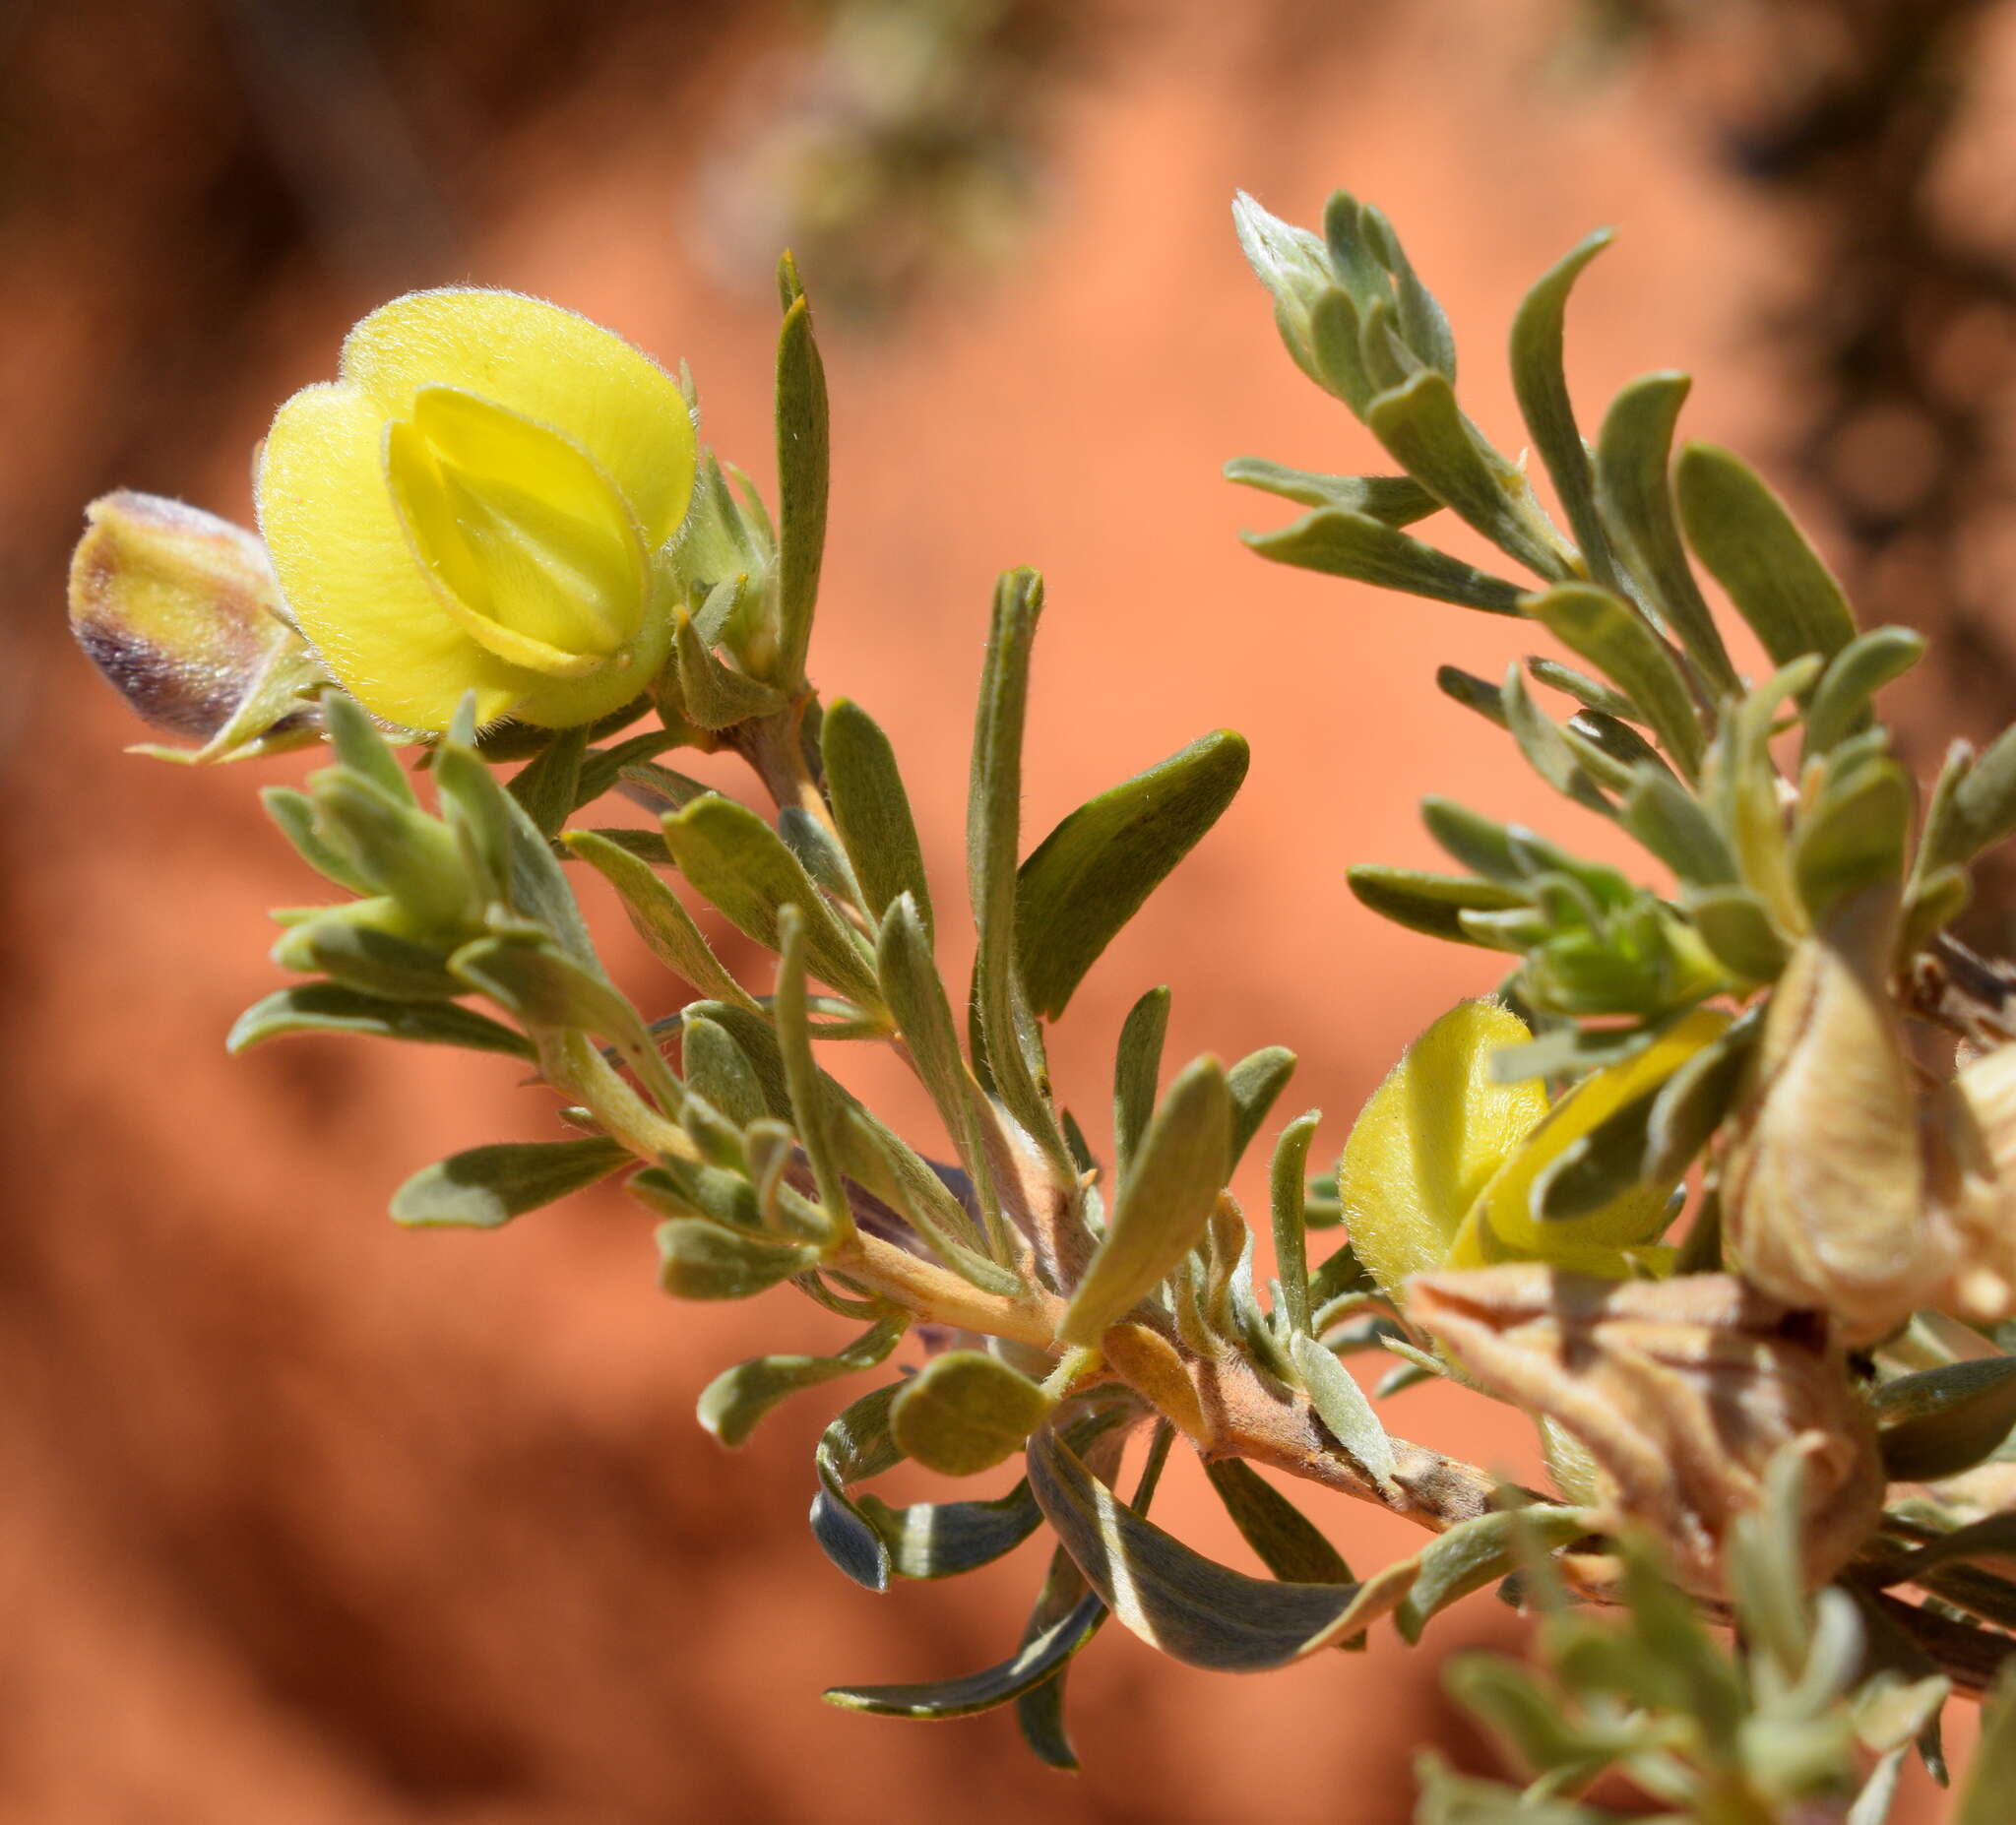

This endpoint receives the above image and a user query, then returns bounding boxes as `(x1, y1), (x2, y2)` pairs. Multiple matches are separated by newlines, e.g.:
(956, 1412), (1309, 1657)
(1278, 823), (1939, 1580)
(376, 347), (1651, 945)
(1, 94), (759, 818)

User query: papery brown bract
(1410, 1265), (1884, 1598)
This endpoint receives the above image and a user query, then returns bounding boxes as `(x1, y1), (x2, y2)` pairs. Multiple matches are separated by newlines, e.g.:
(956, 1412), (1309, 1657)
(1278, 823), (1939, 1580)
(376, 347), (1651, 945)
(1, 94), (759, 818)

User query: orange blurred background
(4, 2), (2009, 1818)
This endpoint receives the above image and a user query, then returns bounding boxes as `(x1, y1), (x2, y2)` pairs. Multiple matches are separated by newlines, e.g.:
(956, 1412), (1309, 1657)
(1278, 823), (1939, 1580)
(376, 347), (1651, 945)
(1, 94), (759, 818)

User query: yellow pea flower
(257, 289), (696, 733)
(1339, 999), (1729, 1296)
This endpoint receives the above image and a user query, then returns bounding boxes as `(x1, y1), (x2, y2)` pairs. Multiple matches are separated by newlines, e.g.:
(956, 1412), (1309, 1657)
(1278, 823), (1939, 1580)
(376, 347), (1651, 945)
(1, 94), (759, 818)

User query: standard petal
(339, 289), (696, 545)
(258, 380), (522, 730)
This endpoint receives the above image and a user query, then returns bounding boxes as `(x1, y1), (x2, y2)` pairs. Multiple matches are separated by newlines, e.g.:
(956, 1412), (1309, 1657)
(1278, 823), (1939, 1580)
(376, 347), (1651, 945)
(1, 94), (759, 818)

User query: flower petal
(258, 380), (522, 730)
(339, 289), (696, 545)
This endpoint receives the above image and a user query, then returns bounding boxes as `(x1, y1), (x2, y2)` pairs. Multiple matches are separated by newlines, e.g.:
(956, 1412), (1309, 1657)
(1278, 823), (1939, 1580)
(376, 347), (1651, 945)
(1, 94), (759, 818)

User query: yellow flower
(257, 288), (696, 733)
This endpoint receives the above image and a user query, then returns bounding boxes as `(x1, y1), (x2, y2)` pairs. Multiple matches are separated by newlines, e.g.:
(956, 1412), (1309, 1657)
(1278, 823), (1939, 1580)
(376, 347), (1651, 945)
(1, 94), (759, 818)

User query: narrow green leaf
(1677, 441), (1858, 679)
(1592, 373), (1737, 694)
(1368, 369), (1570, 580)
(698, 1312), (909, 1448)
(1271, 1110), (1321, 1336)
(434, 738), (598, 966)
(890, 1351), (1058, 1478)
(562, 828), (759, 1012)
(1794, 759), (1912, 922)
(1804, 626), (1926, 758)
(263, 785), (373, 893)
(322, 690), (412, 804)
(775, 283), (828, 687)
(1502, 665), (1613, 815)
(614, 760), (714, 817)
(1396, 1507), (1585, 1645)
(1643, 1010), (1757, 1179)
(1113, 985), (1169, 1188)
(1227, 1046), (1296, 1173)
(662, 794), (882, 1013)
(656, 1216), (819, 1298)
(1060, 1056), (1232, 1345)
(1621, 765), (1736, 886)
(811, 1382), (905, 1591)
(1527, 657), (1641, 724)
(1244, 507), (1528, 614)
(967, 567), (1070, 1170)
(672, 599), (787, 727)
(1940, 724), (2016, 871)
(1874, 1358), (2016, 1483)
(681, 1012), (769, 1128)
(824, 1590), (1106, 1720)
(856, 1480), (1044, 1581)
(1683, 884), (1790, 983)
(508, 724), (588, 837)
(1509, 228), (1617, 588)
(571, 727), (682, 810)
(1204, 1459), (1353, 1586)
(1016, 729), (1250, 1019)
(227, 982), (534, 1058)
(775, 907), (853, 1247)
(391, 1135), (631, 1228)
(1024, 1426), (1403, 1668)
(1223, 458), (1440, 525)
(824, 697), (933, 938)
(1526, 583), (1703, 779)
(1359, 200), (1458, 379)
(1346, 866), (1527, 945)
(1290, 1331), (1397, 1494)
(272, 904), (465, 1001)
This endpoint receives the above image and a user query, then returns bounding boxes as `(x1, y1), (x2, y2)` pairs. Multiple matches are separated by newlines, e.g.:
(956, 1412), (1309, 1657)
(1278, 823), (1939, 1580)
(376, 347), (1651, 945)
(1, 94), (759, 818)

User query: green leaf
(967, 567), (1070, 1170)
(1592, 373), (1737, 695)
(1620, 765), (1736, 886)
(227, 982), (534, 1058)
(263, 786), (373, 893)
(775, 906), (854, 1246)
(1803, 626), (1926, 758)
(1642, 1009), (1757, 1179)
(856, 1481), (1045, 1581)
(823, 697), (933, 938)
(1396, 1506), (1585, 1645)
(508, 724), (588, 838)
(657, 1216), (820, 1300)
(1525, 583), (1703, 779)
(1346, 866), (1527, 945)
(1874, 1358), (2016, 1482)
(1227, 1045), (1295, 1173)
(1367, 369), (1569, 581)
(1024, 1426), (1404, 1669)
(613, 760), (714, 817)
(811, 1382), (905, 1590)
(1937, 724), (2016, 872)
(1794, 759), (1912, 921)
(1682, 883), (1790, 984)
(1676, 441), (1858, 679)
(1290, 1331), (1398, 1494)
(1223, 458), (1440, 525)
(1243, 507), (1528, 613)
(1501, 665), (1613, 815)
(1113, 985), (1170, 1188)
(1357, 199), (1458, 378)
(698, 1311), (909, 1447)
(824, 1590), (1106, 1720)
(272, 904), (466, 1001)
(390, 1135), (631, 1228)
(1059, 1055), (1232, 1345)
(681, 1013), (768, 1128)
(662, 794), (882, 1013)
(562, 829), (759, 1012)
(1015, 728), (1251, 1020)
(1204, 1459), (1353, 1586)
(1527, 657), (1640, 724)
(322, 690), (412, 804)
(1510, 228), (1617, 589)
(1436, 665), (1509, 729)
(889, 1351), (1058, 1478)
(1270, 1110), (1321, 1337)
(672, 597), (788, 728)
(571, 727), (683, 809)
(775, 277), (828, 688)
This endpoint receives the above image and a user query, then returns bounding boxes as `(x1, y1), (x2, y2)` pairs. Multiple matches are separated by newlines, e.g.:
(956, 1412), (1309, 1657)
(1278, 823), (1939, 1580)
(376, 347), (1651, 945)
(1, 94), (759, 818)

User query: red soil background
(2, 2), (2002, 1818)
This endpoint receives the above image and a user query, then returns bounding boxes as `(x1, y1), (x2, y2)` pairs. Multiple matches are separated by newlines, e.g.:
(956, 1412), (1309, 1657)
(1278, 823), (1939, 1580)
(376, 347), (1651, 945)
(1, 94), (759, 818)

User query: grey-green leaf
(657, 1217), (821, 1301)
(1676, 441), (1858, 680)
(1346, 866), (1527, 945)
(698, 1312), (909, 1448)
(890, 1351), (1059, 1478)
(775, 277), (828, 688)
(1223, 458), (1440, 526)
(392, 1135), (631, 1229)
(1290, 1331), (1398, 1495)
(1015, 729), (1249, 1020)
(1874, 1358), (2016, 1483)
(823, 1591), (1106, 1719)
(1804, 626), (1926, 759)
(1059, 1055), (1232, 1345)
(1205, 1459), (1354, 1587)
(1113, 984), (1170, 1189)
(1227, 1046), (1296, 1174)
(1525, 582), (1703, 779)
(662, 794), (882, 1012)
(227, 983), (534, 1058)
(1592, 373), (1737, 694)
(824, 697), (934, 938)
(562, 828), (759, 1012)
(1621, 765), (1736, 886)
(1244, 506), (1528, 614)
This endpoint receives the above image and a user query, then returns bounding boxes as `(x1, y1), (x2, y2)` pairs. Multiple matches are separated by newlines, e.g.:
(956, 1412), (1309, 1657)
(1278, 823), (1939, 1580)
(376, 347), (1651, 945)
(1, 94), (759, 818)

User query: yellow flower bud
(256, 289), (696, 733)
(68, 489), (323, 761)
(1412, 1265), (1884, 1598)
